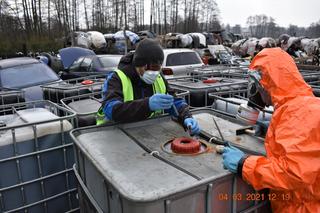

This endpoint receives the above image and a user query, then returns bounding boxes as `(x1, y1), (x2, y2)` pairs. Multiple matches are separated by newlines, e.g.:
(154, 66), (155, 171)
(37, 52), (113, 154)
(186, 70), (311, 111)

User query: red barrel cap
(203, 79), (218, 84)
(81, 80), (94, 85)
(171, 137), (201, 154)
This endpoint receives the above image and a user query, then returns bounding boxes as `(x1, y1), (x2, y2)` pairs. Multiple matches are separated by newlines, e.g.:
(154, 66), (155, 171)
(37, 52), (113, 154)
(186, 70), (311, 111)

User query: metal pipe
(212, 116), (225, 142)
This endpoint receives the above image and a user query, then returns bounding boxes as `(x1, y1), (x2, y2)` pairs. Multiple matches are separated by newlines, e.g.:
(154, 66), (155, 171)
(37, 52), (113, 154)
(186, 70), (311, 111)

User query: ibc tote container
(71, 109), (270, 213)
(0, 100), (78, 212)
(167, 75), (248, 107)
(41, 75), (105, 104)
(61, 92), (102, 127)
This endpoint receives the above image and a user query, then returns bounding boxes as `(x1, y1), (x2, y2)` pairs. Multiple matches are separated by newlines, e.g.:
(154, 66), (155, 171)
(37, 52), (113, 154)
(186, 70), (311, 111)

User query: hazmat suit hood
(249, 47), (314, 108)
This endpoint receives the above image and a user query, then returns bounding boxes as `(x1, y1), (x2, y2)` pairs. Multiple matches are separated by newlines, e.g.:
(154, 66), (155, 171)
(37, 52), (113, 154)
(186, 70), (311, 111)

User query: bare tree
(83, 0), (89, 29)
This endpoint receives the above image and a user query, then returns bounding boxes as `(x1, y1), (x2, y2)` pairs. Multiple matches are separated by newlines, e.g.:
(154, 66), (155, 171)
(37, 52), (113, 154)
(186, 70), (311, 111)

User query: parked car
(58, 47), (122, 79)
(0, 57), (61, 101)
(161, 49), (204, 77)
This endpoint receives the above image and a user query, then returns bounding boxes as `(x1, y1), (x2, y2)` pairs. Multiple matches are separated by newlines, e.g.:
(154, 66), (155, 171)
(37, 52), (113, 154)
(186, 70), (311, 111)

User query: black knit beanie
(133, 38), (164, 67)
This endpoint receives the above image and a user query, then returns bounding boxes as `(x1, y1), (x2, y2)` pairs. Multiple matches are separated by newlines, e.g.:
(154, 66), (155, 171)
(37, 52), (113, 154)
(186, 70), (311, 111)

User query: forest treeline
(0, 0), (319, 56)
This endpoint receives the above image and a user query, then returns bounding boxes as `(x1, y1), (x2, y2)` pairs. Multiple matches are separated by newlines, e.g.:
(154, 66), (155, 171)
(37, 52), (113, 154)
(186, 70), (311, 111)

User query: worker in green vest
(97, 38), (200, 135)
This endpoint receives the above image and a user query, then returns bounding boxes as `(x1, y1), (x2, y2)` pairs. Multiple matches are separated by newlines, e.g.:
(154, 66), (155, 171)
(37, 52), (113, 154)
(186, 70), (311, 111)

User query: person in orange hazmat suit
(222, 47), (320, 213)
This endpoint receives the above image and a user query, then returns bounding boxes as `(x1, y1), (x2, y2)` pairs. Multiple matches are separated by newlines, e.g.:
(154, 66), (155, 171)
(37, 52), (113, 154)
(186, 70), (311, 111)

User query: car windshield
(69, 57), (84, 71)
(1, 63), (59, 89)
(166, 52), (202, 66)
(99, 56), (121, 68)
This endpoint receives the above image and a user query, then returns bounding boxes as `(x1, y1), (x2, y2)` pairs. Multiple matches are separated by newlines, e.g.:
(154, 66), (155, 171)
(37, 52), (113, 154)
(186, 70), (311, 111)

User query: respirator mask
(140, 70), (160, 84)
(236, 70), (272, 125)
(247, 70), (272, 110)
(140, 64), (161, 84)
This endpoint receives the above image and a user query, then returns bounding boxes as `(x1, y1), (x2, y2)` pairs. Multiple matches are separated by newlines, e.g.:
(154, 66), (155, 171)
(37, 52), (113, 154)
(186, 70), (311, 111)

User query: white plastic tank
(87, 31), (107, 49)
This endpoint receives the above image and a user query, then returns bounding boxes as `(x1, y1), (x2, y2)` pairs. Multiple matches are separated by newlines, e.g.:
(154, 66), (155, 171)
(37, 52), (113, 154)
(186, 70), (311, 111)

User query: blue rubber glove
(184, 118), (201, 135)
(222, 146), (245, 173)
(149, 94), (174, 111)
(255, 120), (270, 137)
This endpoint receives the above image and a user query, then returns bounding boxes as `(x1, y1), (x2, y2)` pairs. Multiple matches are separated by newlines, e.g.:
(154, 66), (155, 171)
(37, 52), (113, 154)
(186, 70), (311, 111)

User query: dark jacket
(102, 52), (192, 123)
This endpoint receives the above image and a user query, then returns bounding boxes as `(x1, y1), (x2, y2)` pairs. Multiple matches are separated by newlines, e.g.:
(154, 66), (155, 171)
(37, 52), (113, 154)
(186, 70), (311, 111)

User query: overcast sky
(144, 0), (320, 27)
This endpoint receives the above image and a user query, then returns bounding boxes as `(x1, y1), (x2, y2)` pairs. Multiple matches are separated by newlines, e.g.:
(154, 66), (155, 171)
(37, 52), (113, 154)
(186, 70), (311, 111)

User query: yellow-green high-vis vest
(96, 69), (167, 125)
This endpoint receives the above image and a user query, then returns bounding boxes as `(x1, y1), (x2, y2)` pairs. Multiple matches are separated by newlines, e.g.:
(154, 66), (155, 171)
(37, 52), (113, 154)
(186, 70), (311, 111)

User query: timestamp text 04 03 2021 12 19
(218, 193), (291, 201)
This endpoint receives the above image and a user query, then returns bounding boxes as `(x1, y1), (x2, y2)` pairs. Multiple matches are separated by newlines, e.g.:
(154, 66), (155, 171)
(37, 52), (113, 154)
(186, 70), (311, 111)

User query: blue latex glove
(222, 146), (245, 173)
(255, 120), (270, 137)
(149, 94), (174, 111)
(184, 118), (201, 135)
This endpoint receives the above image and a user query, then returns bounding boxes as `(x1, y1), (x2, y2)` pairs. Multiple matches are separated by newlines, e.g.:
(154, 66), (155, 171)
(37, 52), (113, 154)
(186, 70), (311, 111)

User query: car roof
(97, 54), (123, 58)
(0, 57), (39, 69)
(162, 48), (197, 54)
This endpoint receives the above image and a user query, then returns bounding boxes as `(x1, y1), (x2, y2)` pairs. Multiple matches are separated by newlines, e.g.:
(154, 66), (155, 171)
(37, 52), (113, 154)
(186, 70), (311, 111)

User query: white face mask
(140, 70), (160, 84)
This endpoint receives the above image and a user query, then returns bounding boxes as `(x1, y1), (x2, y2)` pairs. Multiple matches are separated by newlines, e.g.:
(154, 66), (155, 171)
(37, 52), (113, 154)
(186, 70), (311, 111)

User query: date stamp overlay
(218, 192), (291, 201)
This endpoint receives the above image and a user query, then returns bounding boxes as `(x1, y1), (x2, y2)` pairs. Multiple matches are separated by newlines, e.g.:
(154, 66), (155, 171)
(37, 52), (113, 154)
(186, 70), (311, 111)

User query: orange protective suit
(243, 48), (320, 213)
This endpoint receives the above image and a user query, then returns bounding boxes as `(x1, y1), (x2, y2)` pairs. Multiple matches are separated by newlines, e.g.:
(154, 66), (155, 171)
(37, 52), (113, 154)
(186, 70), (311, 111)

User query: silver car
(161, 49), (204, 77)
